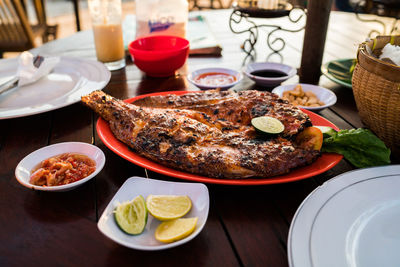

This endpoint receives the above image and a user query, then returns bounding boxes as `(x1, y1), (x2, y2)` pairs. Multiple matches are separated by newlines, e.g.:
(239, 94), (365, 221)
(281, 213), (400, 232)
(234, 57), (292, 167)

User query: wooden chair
(0, 0), (58, 57)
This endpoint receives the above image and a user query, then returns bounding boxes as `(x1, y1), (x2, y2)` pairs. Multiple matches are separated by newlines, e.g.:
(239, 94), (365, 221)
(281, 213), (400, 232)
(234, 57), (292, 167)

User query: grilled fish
(133, 90), (312, 137)
(81, 90), (320, 179)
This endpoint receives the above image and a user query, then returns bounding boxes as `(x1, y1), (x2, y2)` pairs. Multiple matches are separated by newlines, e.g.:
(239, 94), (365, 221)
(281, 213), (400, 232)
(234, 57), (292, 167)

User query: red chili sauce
(30, 153), (96, 186)
(194, 72), (237, 87)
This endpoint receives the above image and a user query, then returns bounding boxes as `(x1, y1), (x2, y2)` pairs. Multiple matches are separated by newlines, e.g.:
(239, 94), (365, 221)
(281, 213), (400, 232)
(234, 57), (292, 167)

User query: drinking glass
(88, 0), (126, 71)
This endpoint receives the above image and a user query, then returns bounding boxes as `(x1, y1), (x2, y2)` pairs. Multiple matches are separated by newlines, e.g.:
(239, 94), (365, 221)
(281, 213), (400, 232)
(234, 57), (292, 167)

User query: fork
(0, 55), (44, 95)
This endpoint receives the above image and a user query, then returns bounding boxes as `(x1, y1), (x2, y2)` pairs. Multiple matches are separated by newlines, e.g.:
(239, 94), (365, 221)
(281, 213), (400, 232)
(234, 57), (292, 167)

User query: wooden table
(0, 9), (397, 266)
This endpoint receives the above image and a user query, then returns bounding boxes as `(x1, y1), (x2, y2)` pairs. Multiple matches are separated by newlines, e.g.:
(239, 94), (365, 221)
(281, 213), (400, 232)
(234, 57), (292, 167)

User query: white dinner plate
(0, 56), (110, 119)
(288, 165), (400, 267)
(98, 177), (210, 250)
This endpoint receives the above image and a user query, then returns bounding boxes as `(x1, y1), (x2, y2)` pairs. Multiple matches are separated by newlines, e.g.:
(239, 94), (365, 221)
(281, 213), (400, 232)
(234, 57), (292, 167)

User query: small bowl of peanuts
(272, 83), (337, 112)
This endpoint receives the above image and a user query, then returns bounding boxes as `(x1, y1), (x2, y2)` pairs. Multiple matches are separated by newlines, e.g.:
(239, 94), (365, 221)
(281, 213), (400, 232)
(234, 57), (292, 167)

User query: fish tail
(81, 90), (128, 122)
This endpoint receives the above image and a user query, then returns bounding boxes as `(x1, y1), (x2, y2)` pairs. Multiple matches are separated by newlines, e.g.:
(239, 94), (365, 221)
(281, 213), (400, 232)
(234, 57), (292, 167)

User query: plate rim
(321, 58), (353, 89)
(187, 67), (243, 90)
(97, 176), (210, 250)
(14, 141), (106, 192)
(0, 56), (111, 120)
(271, 83), (337, 111)
(96, 90), (343, 185)
(288, 165), (400, 267)
(244, 62), (297, 84)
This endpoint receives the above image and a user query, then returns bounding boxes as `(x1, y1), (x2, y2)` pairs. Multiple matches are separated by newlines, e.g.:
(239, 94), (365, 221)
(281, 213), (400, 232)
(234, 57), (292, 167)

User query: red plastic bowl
(128, 35), (190, 77)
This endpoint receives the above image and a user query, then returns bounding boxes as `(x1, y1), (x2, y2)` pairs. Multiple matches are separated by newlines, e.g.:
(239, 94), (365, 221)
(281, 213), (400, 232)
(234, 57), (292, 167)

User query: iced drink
(88, 0), (125, 71)
(93, 24), (124, 63)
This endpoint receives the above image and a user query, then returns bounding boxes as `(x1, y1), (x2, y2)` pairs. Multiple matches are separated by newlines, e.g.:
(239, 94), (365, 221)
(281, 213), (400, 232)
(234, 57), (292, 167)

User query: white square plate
(97, 177), (210, 250)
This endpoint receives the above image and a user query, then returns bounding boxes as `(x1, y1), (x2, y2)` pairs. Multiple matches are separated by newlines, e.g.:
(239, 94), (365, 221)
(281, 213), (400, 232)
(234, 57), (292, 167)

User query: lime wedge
(114, 195), (147, 235)
(146, 195), (192, 221)
(251, 116), (284, 134)
(155, 217), (198, 243)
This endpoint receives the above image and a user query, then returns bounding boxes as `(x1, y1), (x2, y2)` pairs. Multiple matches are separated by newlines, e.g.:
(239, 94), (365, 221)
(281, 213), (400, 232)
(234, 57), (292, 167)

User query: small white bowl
(15, 142), (105, 192)
(244, 62), (297, 87)
(272, 83), (337, 112)
(187, 67), (242, 90)
(98, 177), (209, 251)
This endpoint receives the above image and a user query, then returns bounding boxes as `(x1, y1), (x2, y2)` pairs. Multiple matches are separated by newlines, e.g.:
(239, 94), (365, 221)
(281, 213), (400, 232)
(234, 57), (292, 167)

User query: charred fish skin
(133, 90), (311, 137)
(82, 90), (320, 179)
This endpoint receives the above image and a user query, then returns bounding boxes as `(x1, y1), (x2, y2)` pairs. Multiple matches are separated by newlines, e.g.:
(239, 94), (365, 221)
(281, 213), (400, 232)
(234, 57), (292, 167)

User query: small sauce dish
(244, 62), (296, 87)
(187, 68), (242, 90)
(15, 142), (105, 192)
(272, 83), (337, 112)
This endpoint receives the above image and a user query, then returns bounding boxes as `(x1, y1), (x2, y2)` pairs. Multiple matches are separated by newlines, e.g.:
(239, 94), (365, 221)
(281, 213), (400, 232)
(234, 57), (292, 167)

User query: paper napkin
(16, 51), (60, 87)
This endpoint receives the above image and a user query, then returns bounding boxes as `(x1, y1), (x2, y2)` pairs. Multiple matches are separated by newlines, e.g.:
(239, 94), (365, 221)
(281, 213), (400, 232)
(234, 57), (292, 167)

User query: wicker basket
(352, 35), (400, 157)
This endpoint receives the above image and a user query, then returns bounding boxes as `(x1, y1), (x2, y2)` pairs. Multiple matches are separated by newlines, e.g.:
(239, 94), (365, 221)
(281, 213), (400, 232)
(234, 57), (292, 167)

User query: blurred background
(2, 0), (399, 58)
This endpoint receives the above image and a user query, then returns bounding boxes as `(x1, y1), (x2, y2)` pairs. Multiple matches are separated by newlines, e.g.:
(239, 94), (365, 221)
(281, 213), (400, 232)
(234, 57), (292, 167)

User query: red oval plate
(96, 91), (343, 185)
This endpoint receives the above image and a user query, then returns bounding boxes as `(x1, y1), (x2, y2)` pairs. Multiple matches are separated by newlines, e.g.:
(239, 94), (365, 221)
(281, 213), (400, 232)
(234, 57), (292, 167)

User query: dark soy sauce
(251, 70), (287, 78)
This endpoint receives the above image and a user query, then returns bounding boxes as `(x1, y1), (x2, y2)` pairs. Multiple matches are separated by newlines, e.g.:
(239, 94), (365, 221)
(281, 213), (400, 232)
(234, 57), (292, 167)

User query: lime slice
(251, 116), (284, 134)
(155, 217), (198, 243)
(146, 195), (192, 221)
(114, 195), (147, 235)
(314, 126), (337, 138)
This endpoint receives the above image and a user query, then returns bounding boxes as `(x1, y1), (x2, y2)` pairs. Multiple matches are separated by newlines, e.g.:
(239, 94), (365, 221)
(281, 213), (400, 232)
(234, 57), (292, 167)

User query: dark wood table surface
(0, 9), (397, 267)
